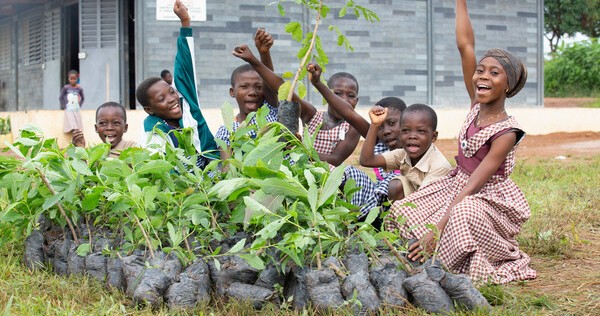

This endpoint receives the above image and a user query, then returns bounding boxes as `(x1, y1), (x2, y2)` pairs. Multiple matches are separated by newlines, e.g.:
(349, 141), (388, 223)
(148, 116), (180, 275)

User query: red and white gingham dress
(306, 111), (350, 155)
(385, 104), (537, 284)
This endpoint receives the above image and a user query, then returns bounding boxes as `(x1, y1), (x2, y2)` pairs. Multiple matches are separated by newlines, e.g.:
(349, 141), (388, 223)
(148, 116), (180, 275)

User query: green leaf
(42, 192), (64, 211)
(213, 258), (221, 271)
(227, 238), (246, 254)
(284, 21), (302, 42)
(255, 178), (308, 200)
(364, 207), (380, 226)
(278, 81), (292, 101)
(339, 5), (347, 17)
(282, 72), (294, 80)
(136, 160), (173, 175)
(239, 253), (265, 270)
(277, 3), (285, 16)
(82, 190), (102, 211)
(317, 165), (345, 208)
(359, 231), (377, 247)
(76, 243), (91, 257)
(244, 141), (286, 166)
(208, 178), (251, 200)
(221, 100), (235, 133)
(256, 217), (287, 239)
(297, 82), (307, 100)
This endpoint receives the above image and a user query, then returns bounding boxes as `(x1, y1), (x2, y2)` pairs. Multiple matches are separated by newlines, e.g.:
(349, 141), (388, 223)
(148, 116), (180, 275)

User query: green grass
(2, 156), (599, 315)
(585, 98), (600, 108)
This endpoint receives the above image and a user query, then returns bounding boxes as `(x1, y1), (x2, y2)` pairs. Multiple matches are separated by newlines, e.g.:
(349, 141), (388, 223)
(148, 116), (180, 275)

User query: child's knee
(388, 179), (404, 201)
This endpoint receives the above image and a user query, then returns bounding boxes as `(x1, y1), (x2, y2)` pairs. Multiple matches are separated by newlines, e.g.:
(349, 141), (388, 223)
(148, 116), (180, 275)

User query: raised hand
(306, 63), (323, 85)
(254, 28), (274, 55)
(232, 44), (256, 63)
(368, 105), (388, 125)
(173, 0), (190, 27)
(71, 129), (86, 148)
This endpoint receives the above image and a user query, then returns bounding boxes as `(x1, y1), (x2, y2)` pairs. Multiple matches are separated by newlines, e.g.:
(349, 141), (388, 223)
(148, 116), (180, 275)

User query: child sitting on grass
(360, 103), (452, 201)
(136, 0), (218, 168)
(214, 29), (278, 159)
(72, 102), (137, 158)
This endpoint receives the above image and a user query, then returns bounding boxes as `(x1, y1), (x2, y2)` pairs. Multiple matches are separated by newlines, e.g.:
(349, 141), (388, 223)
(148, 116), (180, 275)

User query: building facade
(0, 0), (544, 112)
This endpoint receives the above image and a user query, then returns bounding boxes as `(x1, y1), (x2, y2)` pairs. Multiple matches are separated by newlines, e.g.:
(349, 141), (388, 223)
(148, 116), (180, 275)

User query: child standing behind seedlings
(232, 42), (374, 207)
(59, 70), (84, 139)
(360, 104), (451, 201)
(384, 0), (536, 284)
(214, 28), (278, 158)
(72, 102), (137, 158)
(136, 0), (218, 168)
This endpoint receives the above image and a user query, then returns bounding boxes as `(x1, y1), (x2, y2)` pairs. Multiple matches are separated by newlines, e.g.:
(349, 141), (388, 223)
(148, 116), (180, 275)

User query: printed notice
(156, 0), (206, 21)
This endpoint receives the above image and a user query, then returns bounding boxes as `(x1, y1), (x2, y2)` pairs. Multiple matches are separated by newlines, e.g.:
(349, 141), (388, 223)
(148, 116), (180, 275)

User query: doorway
(63, 2), (79, 83)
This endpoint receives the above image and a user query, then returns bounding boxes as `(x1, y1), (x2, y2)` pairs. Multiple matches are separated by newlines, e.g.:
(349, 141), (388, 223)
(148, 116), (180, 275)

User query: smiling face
(472, 57), (509, 105)
(95, 107), (128, 148)
(230, 70), (265, 118)
(379, 107), (402, 149)
(143, 80), (182, 125)
(399, 110), (438, 165)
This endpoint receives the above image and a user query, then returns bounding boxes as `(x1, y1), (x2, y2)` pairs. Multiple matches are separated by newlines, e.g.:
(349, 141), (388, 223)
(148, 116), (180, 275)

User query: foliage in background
(0, 116), (10, 135)
(544, 39), (600, 97)
(544, 0), (600, 53)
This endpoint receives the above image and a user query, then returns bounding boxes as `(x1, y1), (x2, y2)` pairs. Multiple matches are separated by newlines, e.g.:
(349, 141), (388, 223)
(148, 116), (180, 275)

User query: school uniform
(214, 103), (278, 147)
(385, 104), (537, 284)
(142, 26), (218, 168)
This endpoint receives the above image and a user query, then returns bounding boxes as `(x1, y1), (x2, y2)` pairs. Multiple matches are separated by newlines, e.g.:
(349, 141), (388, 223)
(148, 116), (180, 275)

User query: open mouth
(104, 134), (117, 144)
(404, 144), (421, 154)
(477, 84), (491, 92)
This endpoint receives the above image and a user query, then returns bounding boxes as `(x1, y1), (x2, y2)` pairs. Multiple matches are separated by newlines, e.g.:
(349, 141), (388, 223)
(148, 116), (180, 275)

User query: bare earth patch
(544, 98), (597, 108)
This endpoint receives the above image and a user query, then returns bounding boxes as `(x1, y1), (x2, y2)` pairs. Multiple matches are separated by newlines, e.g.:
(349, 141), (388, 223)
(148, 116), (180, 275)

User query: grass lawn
(1, 155), (599, 315)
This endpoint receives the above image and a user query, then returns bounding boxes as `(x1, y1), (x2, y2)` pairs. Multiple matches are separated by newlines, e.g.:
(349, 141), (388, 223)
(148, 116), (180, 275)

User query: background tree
(545, 0), (600, 53)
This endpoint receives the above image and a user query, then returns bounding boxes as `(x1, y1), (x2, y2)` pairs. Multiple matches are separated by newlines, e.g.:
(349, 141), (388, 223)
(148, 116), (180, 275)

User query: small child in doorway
(214, 28), (278, 159)
(360, 103), (451, 201)
(59, 70), (84, 139)
(72, 102), (137, 158)
(136, 0), (218, 168)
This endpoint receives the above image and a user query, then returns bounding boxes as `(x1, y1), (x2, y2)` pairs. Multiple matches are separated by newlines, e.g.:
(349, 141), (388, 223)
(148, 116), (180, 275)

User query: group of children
(60, 0), (535, 284)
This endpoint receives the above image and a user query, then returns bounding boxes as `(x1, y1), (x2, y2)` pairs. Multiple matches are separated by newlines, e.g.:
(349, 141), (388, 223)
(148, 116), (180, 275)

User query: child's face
(68, 74), (78, 86)
(331, 77), (358, 108)
(143, 81), (182, 121)
(95, 107), (128, 149)
(399, 110), (438, 164)
(378, 107), (402, 149)
(472, 57), (509, 104)
(229, 70), (265, 116)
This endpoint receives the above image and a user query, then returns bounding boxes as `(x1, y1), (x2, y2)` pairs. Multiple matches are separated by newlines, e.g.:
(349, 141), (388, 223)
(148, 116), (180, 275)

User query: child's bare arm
(456, 0), (476, 103)
(255, 28), (274, 71)
(359, 106), (388, 167)
(254, 28), (278, 108)
(307, 63), (370, 137)
(319, 127), (361, 166)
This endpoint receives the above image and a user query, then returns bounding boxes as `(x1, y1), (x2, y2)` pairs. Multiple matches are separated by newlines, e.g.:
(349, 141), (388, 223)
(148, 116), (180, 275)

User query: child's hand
(254, 28), (273, 55)
(368, 105), (388, 126)
(71, 129), (86, 148)
(173, 0), (191, 27)
(307, 63), (322, 85)
(232, 44), (255, 62)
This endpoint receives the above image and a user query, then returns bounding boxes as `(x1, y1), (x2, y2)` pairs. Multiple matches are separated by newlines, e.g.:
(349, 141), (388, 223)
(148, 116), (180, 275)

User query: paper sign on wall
(156, 0), (207, 21)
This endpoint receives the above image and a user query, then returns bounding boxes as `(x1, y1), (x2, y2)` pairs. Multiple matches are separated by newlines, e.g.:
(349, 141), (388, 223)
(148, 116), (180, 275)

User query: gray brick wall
(139, 0), (542, 111)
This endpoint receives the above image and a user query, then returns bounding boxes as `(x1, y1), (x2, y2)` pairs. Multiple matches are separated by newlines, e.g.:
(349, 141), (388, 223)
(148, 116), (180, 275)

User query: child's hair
(230, 64), (256, 87)
(404, 103), (438, 130)
(136, 77), (163, 108)
(327, 72), (359, 92)
(375, 97), (407, 112)
(96, 101), (127, 122)
(480, 48), (527, 98)
(160, 69), (171, 79)
(68, 69), (79, 77)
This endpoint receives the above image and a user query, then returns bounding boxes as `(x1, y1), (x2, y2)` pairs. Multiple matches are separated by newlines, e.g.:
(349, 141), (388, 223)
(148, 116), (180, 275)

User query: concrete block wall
(138, 0), (542, 112)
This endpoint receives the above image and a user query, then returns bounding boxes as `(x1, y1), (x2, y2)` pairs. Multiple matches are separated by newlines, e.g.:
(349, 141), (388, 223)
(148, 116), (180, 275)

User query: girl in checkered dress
(384, 0), (536, 284)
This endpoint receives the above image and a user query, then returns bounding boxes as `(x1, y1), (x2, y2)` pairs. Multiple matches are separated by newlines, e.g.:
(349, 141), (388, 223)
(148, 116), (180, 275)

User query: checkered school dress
(385, 104), (537, 284)
(307, 111), (374, 207)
